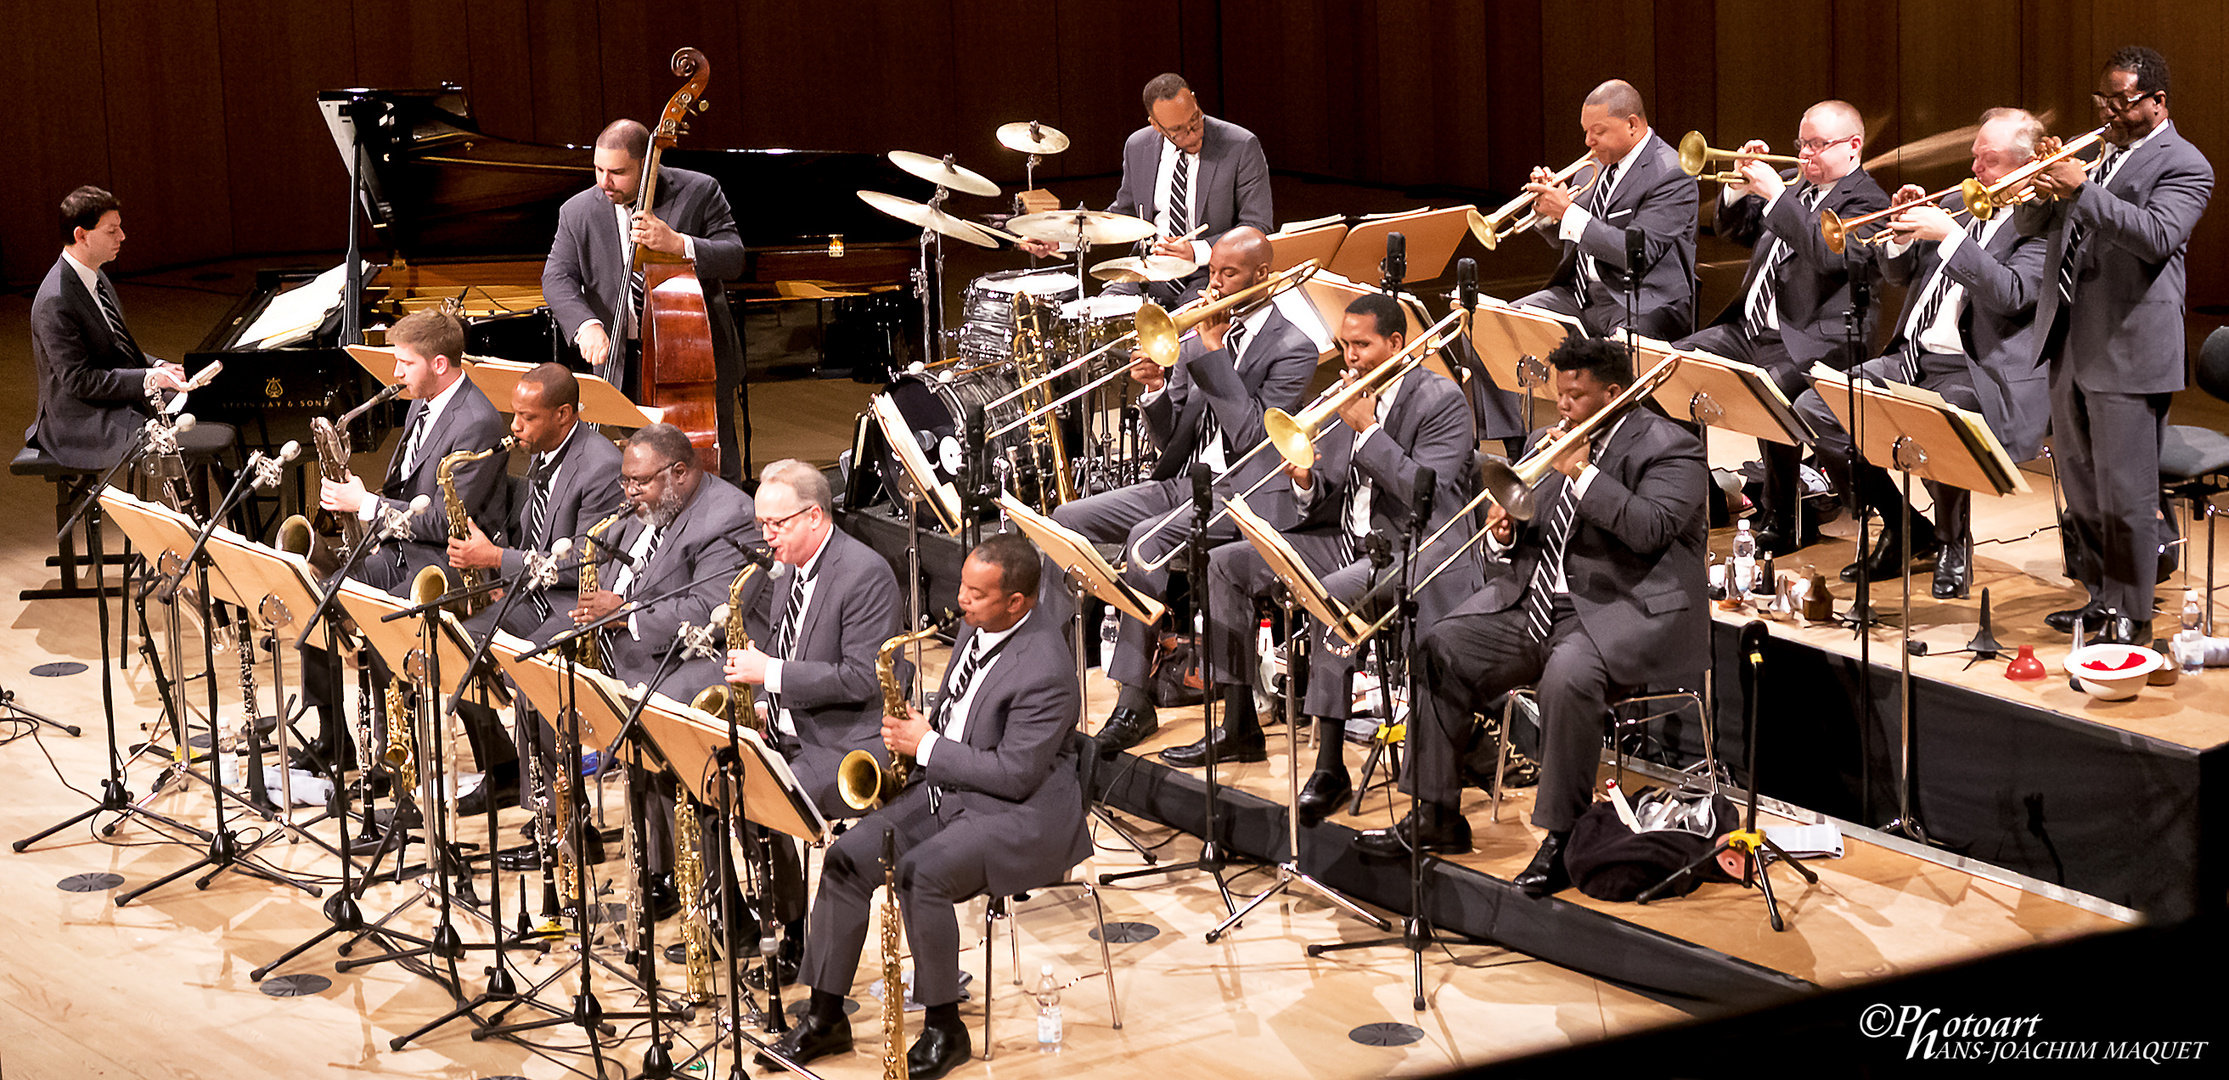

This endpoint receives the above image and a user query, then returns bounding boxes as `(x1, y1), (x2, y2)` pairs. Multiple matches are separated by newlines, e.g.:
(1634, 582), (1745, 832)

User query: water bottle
(2179, 590), (2205, 674)
(1730, 520), (1757, 598)
(1098, 608), (1121, 669)
(1033, 962), (1063, 1052)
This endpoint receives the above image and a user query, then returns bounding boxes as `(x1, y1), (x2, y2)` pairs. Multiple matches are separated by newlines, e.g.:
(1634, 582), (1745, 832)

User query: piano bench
(10, 447), (119, 602)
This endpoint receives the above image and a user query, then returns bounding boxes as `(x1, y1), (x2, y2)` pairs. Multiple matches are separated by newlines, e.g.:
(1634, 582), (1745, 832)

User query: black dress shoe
(1754, 521), (1821, 558)
(906, 1022), (972, 1080)
(1295, 769), (1352, 828)
(754, 1012), (852, 1071)
(743, 949), (801, 991)
(2046, 603), (2108, 635)
(2087, 615), (2151, 647)
(648, 873), (682, 921)
(1354, 804), (1472, 858)
(1931, 539), (1972, 600)
(1839, 529), (1940, 582)
(1095, 706), (1158, 757)
(1158, 725), (1267, 767)
(1514, 831), (1572, 897)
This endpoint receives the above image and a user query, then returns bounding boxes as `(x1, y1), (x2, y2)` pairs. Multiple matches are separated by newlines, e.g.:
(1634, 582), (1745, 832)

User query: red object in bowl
(2079, 652), (2147, 673)
(2006, 644), (2047, 681)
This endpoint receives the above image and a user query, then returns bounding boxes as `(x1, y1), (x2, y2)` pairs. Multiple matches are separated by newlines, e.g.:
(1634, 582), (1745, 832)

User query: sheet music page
(240, 261), (370, 348)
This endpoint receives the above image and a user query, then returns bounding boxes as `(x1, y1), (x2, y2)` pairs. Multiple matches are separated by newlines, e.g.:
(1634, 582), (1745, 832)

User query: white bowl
(2063, 644), (2163, 701)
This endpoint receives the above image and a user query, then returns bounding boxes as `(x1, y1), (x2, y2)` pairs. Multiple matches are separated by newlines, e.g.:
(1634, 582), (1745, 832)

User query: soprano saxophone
(574, 509), (628, 670)
(437, 436), (516, 617)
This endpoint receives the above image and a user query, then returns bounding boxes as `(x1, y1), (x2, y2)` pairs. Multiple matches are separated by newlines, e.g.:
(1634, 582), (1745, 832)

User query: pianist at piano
(543, 118), (748, 483)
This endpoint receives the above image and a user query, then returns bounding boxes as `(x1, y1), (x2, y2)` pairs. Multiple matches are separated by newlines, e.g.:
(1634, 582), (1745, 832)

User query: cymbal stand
(1207, 586), (1388, 942)
(1099, 468), (1247, 919)
(912, 183), (954, 370)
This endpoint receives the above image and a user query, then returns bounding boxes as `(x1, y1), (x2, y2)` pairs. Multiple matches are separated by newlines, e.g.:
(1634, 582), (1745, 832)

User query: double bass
(631, 47), (722, 473)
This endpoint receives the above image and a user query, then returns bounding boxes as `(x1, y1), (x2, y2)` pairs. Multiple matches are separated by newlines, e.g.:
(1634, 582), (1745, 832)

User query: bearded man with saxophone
(760, 533), (1085, 1080)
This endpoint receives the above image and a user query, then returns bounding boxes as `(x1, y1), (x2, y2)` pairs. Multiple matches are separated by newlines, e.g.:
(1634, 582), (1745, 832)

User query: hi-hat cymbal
(997, 121), (1071, 156)
(887, 150), (1000, 198)
(856, 190), (998, 249)
(1091, 253), (1195, 284)
(1006, 208), (1159, 247)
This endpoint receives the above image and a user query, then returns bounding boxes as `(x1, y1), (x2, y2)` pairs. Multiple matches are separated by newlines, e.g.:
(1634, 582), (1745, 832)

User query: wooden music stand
(629, 695), (826, 844)
(1269, 221), (1350, 275)
(1327, 206), (1475, 285)
(1645, 342), (1813, 447)
(1466, 297), (1584, 409)
(485, 632), (634, 754)
(344, 344), (661, 428)
(98, 490), (249, 609)
(1297, 269), (1456, 379)
(335, 580), (508, 707)
(999, 494), (1164, 625)
(1224, 495), (1369, 647)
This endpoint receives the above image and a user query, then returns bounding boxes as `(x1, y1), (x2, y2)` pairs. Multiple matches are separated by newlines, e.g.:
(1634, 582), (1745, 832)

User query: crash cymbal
(1006, 208), (1159, 247)
(856, 190), (999, 249)
(887, 150), (1000, 198)
(1091, 253), (1195, 284)
(996, 121), (1072, 156)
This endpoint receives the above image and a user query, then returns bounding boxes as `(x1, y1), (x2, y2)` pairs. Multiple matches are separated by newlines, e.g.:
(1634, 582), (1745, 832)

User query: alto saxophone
(437, 436), (517, 617)
(688, 564), (765, 733)
(673, 794), (714, 1004)
(878, 826), (907, 1080)
(839, 624), (946, 812)
(575, 509), (627, 670)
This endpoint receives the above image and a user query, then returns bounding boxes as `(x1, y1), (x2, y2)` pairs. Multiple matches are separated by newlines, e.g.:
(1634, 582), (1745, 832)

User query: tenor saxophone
(292, 381), (405, 572)
(878, 826), (907, 1080)
(838, 625), (945, 812)
(575, 509), (627, 670)
(437, 437), (517, 617)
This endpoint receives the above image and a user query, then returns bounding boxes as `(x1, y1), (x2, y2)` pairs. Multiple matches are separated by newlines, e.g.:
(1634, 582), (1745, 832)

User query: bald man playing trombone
(1050, 226), (1318, 759)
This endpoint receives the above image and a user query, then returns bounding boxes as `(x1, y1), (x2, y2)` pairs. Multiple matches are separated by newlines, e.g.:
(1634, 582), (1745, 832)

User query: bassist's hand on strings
(630, 210), (686, 257)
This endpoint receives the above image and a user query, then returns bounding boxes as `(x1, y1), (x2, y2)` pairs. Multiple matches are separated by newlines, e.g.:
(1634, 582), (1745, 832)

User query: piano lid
(321, 86), (942, 266)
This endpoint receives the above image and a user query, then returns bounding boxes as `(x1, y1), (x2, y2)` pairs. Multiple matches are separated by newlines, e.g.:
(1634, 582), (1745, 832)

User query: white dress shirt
(915, 610), (1032, 766)
(1554, 132), (1654, 292)
(766, 526), (834, 736)
(1152, 139), (1211, 264)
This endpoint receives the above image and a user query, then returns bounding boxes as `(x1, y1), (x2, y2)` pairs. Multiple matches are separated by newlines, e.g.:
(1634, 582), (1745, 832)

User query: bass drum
(875, 366), (1028, 491)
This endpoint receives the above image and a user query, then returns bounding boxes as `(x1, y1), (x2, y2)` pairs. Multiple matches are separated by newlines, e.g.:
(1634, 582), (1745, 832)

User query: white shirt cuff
(356, 500), (380, 523)
(626, 612), (639, 641)
(1558, 205), (1595, 244)
(916, 729), (942, 766)
(682, 234), (697, 261)
(1935, 226), (1970, 261)
(1880, 236), (1915, 258)
(1190, 239), (1210, 264)
(1139, 385), (1166, 407)
(764, 658), (784, 695)
(1573, 463), (1602, 498)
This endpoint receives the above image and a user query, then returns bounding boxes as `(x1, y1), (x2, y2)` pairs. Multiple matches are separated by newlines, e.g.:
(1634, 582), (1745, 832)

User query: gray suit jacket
(1876, 202), (2052, 460)
(1711, 170), (1891, 368)
(1537, 131), (1700, 339)
(1106, 117), (1273, 302)
(1475, 407), (1709, 690)
(918, 612), (1089, 896)
(2017, 120), (2214, 395)
(542, 166), (748, 390)
(596, 475), (761, 691)
(26, 256), (158, 470)
(486, 422), (626, 641)
(372, 378), (509, 592)
(1143, 306), (1317, 528)
(759, 527), (903, 818)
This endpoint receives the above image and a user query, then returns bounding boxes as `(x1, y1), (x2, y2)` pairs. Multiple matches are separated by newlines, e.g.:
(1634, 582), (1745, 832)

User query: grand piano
(188, 83), (931, 459)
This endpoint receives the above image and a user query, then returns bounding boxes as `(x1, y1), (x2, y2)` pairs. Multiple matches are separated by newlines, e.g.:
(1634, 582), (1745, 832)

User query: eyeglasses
(1793, 134), (1859, 154)
(1156, 113), (1205, 138)
(759, 505), (817, 533)
(619, 460), (681, 493)
(2092, 90), (2161, 112)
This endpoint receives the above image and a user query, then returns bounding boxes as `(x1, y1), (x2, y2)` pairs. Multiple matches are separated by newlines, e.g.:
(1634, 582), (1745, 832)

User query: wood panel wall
(6, 0), (2228, 306)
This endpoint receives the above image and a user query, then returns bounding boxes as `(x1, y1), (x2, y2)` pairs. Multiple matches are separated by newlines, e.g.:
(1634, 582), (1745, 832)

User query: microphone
(1625, 226), (1646, 270)
(1739, 619), (1769, 667)
(1457, 257), (1478, 312)
(676, 616), (721, 660)
(279, 440), (302, 464)
(528, 536), (574, 589)
(174, 413), (197, 434)
(595, 544), (636, 569)
(724, 534), (774, 568)
(1410, 465), (1436, 529)
(182, 360), (224, 392)
(1381, 231), (1407, 291)
(378, 494), (432, 540)
(1191, 462), (1213, 517)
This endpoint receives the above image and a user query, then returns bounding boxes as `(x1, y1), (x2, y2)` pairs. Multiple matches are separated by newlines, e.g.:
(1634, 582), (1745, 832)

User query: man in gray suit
(544, 118), (748, 482)
(724, 459), (902, 819)
(763, 534), (1085, 1079)
(1020, 73), (1272, 305)
(1675, 100), (1890, 557)
(1357, 337), (1708, 897)
(2020, 47), (2214, 646)
(1475, 79), (1700, 464)
(448, 363), (625, 813)
(1792, 109), (2052, 600)
(1051, 228), (1319, 756)
(1177, 294), (1476, 798)
(25, 186), (213, 471)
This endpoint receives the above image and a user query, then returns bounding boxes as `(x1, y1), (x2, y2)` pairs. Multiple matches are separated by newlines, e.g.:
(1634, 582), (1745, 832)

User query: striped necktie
(1168, 152), (1192, 237)
(1573, 161), (1620, 309)
(1898, 217), (1985, 381)
(768, 566), (814, 718)
(594, 524), (662, 665)
(1193, 321), (1246, 466)
(525, 454), (558, 620)
(1524, 480), (1580, 640)
(1746, 186), (1820, 336)
(2056, 146), (2125, 307)
(94, 276), (133, 348)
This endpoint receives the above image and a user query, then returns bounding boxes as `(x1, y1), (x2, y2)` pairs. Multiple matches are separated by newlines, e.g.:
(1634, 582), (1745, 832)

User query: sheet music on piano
(237, 261), (366, 349)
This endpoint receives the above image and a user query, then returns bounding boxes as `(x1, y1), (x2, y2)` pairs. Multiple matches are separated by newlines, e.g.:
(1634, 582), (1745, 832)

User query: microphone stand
(1099, 466), (1246, 922)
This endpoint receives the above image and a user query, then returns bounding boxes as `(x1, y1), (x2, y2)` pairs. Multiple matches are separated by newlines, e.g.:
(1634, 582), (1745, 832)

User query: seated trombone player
(1791, 108), (2052, 601)
(1356, 336), (1707, 893)
(1180, 294), (1477, 807)
(760, 534), (1085, 1079)
(1049, 227), (1318, 759)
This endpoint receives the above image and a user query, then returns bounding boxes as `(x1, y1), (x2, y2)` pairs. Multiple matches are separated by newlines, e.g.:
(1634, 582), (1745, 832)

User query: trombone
(1132, 311), (1464, 575)
(1678, 131), (1803, 184)
(984, 259), (1320, 441)
(1468, 154), (1599, 250)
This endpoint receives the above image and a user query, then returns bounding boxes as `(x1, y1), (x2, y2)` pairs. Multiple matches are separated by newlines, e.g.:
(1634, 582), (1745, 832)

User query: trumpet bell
(1135, 302), (1180, 368)
(1678, 130), (1711, 177)
(1961, 176), (1998, 220)
(838, 747), (899, 812)
(1467, 206), (1503, 251)
(1820, 209), (1851, 254)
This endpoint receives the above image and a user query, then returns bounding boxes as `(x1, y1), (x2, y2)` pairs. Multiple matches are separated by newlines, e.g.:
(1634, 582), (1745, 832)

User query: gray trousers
(2051, 371), (2171, 617)
(799, 783), (987, 1008)
(1052, 476), (1240, 689)
(1792, 352), (1981, 545)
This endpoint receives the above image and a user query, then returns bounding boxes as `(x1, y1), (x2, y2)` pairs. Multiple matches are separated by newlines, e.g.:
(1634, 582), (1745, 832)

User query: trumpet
(1469, 154), (1599, 250)
(1398, 351), (1685, 608)
(1678, 131), (1803, 184)
(1963, 124), (2110, 220)
(1133, 312), (1464, 575)
(1820, 182), (1973, 253)
(985, 260), (1321, 441)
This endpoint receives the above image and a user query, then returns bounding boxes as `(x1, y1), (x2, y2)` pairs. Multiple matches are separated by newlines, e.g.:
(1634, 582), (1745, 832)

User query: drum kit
(854, 120), (1202, 525)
